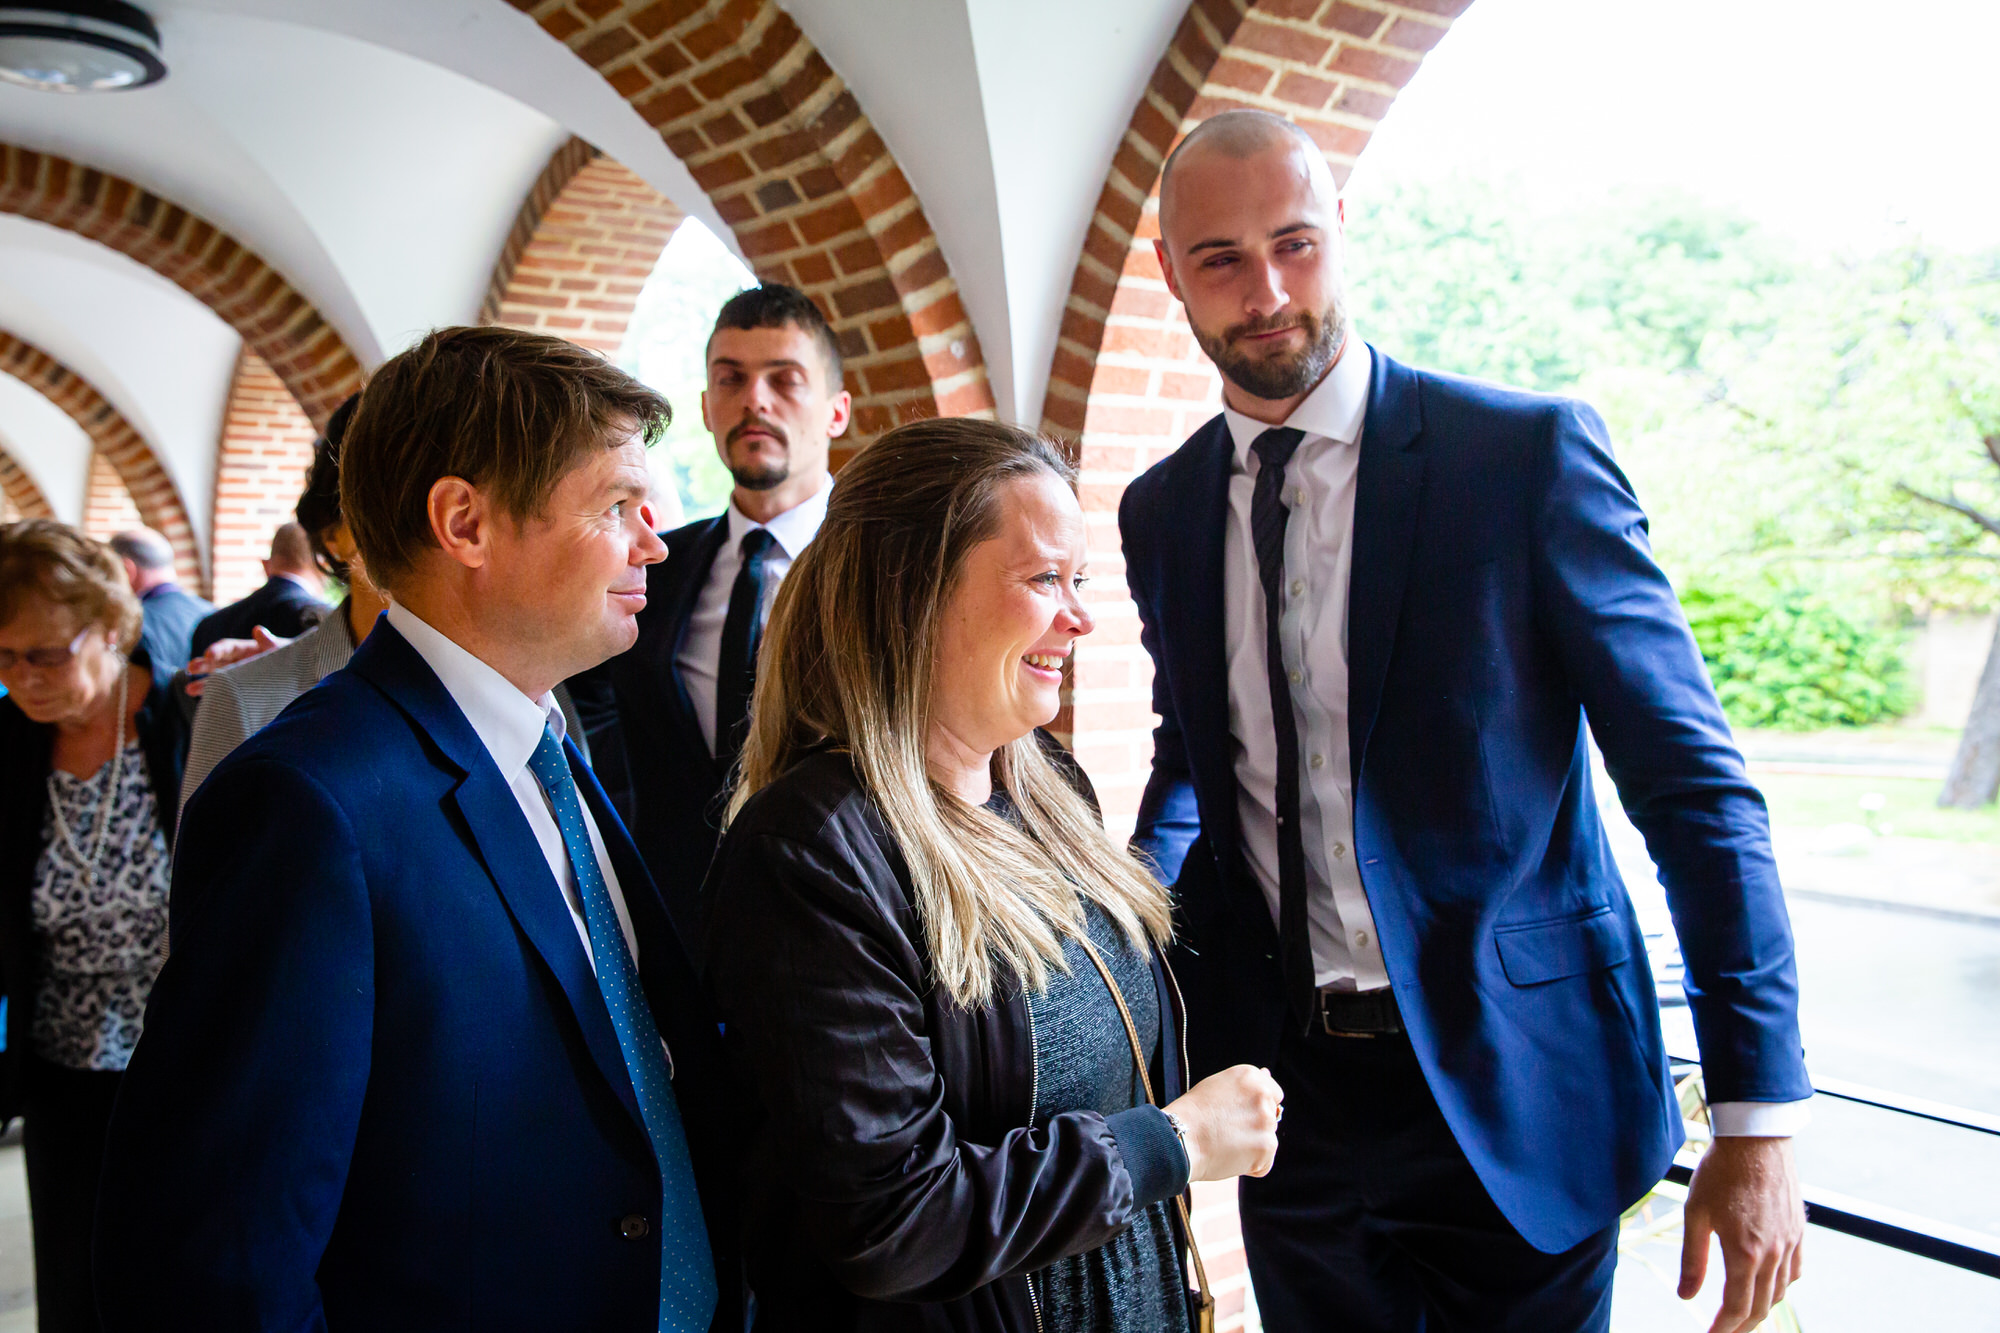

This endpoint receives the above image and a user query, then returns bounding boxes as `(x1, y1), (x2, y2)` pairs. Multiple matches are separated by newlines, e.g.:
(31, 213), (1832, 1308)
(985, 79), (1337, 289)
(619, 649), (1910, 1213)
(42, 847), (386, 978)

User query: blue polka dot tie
(528, 727), (717, 1331)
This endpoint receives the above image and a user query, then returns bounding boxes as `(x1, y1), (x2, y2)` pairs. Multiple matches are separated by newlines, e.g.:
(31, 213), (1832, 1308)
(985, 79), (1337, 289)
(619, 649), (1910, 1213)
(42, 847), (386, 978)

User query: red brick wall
(509, 1), (994, 451)
(0, 331), (203, 590)
(0, 446), (54, 522)
(0, 144), (364, 429)
(209, 350), (321, 604)
(81, 449), (144, 541)
(486, 142), (686, 356)
(1043, 0), (1470, 842)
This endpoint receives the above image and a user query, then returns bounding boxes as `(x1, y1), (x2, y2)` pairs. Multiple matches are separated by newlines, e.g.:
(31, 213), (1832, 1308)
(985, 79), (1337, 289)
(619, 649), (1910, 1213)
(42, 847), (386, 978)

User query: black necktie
(1249, 426), (1318, 1031)
(714, 527), (776, 768)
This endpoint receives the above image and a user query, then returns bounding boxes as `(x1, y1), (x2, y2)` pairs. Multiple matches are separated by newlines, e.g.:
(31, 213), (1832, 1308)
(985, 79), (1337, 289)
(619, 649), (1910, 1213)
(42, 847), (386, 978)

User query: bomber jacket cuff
(1106, 1105), (1190, 1209)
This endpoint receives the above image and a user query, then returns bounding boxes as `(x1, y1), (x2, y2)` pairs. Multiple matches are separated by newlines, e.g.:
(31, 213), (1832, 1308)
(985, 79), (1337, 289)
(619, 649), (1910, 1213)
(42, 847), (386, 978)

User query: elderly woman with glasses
(0, 519), (180, 1333)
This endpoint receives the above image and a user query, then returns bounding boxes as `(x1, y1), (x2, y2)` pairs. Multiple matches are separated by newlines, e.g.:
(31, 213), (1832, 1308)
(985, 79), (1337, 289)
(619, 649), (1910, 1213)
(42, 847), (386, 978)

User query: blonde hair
(729, 419), (1173, 1007)
(0, 519), (143, 652)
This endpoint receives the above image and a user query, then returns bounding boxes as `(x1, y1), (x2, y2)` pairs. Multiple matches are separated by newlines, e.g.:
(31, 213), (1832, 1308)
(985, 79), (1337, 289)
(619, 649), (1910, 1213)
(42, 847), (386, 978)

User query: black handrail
(1663, 1055), (2000, 1279)
(1660, 1162), (2000, 1279)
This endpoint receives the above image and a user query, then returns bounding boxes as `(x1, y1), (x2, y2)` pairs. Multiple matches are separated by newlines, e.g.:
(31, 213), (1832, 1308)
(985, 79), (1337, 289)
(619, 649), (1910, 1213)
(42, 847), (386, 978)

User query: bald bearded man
(1120, 110), (1810, 1333)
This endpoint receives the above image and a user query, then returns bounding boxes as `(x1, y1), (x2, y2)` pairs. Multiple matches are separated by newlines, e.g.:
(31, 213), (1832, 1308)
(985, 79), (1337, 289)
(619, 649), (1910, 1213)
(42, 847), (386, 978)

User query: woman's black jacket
(703, 750), (1192, 1333)
(0, 646), (179, 1119)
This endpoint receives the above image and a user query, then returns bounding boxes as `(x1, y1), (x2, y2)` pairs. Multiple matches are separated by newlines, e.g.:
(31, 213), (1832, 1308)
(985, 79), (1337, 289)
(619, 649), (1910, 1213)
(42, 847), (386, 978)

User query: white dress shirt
(387, 603), (638, 972)
(676, 476), (832, 755)
(1219, 337), (1805, 1136)
(1223, 337), (1384, 993)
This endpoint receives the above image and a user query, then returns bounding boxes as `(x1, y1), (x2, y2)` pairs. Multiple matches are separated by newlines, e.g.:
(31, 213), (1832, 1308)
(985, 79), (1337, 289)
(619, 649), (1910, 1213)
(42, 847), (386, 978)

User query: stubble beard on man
(727, 418), (790, 491)
(1195, 293), (1348, 403)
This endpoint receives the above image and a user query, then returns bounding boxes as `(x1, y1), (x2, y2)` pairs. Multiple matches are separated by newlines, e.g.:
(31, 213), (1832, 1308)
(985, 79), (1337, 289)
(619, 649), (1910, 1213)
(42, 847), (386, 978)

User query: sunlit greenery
(1346, 173), (2000, 743)
(618, 221), (756, 523)
(1346, 173), (2000, 622)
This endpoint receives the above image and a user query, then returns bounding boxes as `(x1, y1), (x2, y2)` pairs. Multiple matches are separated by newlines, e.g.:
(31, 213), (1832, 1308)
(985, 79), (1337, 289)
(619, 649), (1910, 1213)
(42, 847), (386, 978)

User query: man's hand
(185, 627), (288, 697)
(1679, 1136), (1805, 1333)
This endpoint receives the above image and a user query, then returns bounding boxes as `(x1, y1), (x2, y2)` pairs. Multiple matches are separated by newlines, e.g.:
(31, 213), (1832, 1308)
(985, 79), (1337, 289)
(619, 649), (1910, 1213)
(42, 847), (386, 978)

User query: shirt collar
(1224, 336), (1373, 468)
(384, 602), (565, 779)
(725, 473), (833, 560)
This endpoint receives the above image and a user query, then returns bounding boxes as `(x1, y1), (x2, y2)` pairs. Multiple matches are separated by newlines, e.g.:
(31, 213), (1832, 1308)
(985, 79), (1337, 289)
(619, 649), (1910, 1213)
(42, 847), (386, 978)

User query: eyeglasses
(0, 626), (96, 673)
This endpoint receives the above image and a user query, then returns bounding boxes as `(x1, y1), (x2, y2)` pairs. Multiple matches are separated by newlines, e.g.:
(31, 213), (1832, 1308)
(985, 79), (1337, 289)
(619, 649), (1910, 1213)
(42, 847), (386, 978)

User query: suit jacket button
(619, 1214), (651, 1240)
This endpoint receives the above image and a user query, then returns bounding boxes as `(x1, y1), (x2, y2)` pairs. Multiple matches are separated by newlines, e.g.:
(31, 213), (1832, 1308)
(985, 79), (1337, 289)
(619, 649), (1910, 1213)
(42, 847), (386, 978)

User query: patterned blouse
(32, 740), (171, 1071)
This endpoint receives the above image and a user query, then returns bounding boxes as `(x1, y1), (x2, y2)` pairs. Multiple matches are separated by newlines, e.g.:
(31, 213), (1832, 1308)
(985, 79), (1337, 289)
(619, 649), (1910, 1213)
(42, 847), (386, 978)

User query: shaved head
(1151, 109), (1352, 415)
(1159, 110), (1338, 245)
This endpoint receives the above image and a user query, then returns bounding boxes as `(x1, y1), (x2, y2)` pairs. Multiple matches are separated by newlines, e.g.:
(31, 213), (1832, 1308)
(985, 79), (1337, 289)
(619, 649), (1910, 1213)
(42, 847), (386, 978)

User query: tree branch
(1897, 482), (2000, 540)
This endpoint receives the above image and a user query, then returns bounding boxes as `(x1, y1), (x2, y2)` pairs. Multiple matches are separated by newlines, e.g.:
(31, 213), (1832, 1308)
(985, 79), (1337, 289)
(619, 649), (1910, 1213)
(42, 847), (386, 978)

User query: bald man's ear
(1155, 239), (1183, 303)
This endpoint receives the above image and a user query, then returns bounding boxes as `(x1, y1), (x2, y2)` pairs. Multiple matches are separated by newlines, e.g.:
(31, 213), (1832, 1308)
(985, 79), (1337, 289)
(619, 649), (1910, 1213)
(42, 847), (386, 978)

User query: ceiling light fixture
(0, 1), (164, 93)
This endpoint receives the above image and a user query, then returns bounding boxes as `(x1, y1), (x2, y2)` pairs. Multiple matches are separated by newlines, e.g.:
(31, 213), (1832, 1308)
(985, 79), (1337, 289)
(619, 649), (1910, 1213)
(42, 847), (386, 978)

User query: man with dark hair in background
(109, 528), (212, 681)
(95, 325), (739, 1332)
(573, 282), (851, 944)
(189, 521), (327, 659)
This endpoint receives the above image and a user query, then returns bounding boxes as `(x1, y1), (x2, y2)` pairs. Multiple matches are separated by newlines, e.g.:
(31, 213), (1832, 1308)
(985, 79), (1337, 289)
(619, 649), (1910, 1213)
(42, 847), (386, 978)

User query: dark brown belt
(1318, 986), (1403, 1037)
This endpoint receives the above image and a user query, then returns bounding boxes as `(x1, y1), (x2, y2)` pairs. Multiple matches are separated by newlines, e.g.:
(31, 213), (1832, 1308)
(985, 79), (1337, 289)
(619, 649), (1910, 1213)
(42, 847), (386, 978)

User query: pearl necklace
(45, 662), (130, 886)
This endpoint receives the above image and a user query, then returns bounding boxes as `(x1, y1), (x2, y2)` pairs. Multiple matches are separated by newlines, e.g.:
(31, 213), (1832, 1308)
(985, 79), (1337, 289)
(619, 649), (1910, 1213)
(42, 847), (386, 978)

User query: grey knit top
(1027, 899), (1191, 1333)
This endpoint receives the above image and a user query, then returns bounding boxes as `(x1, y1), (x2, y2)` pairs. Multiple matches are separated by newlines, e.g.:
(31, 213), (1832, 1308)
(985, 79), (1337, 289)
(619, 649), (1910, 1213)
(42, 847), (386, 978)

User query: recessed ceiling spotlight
(0, 1), (164, 93)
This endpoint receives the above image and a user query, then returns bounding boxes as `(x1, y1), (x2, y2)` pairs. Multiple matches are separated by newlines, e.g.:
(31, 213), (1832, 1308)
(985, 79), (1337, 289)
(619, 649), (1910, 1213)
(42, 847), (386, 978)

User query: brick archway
(0, 443), (54, 521)
(1044, 0), (1470, 829)
(0, 332), (203, 589)
(484, 137), (686, 357)
(209, 350), (322, 603)
(511, 1), (994, 442)
(0, 145), (365, 429)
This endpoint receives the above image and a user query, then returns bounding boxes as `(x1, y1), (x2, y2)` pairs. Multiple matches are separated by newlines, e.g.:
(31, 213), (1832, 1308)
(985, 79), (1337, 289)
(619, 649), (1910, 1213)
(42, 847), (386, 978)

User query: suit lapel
(1161, 417), (1238, 839)
(350, 627), (644, 1130)
(1346, 347), (1426, 776)
(570, 741), (698, 990)
(659, 517), (730, 778)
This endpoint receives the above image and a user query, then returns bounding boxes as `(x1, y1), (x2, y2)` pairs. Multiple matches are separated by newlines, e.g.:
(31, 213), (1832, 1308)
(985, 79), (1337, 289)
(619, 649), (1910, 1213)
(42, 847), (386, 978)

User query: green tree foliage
(618, 224), (755, 520)
(1681, 586), (1911, 729)
(1345, 174), (2000, 737)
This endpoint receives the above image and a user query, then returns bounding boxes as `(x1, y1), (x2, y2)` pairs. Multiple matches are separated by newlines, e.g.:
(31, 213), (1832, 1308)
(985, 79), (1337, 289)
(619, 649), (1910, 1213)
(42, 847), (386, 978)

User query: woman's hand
(1163, 1064), (1283, 1181)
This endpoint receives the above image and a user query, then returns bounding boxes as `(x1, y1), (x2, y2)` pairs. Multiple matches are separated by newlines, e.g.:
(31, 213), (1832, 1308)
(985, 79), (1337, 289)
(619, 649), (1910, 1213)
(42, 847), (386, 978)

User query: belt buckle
(1318, 987), (1396, 1038)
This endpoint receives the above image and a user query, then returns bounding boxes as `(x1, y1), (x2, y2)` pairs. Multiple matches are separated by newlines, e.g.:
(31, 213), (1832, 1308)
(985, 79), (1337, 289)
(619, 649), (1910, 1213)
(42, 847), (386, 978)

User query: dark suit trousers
(1239, 1024), (1617, 1333)
(22, 1055), (122, 1333)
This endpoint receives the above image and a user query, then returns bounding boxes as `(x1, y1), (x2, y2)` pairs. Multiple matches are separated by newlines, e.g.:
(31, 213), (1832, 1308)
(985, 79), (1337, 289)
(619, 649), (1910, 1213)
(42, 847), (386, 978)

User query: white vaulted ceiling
(0, 0), (1204, 517)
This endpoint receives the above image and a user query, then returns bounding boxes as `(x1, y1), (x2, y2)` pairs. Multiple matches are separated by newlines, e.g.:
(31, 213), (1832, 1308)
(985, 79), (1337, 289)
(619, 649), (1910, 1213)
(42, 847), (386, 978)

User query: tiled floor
(0, 1132), (33, 1330)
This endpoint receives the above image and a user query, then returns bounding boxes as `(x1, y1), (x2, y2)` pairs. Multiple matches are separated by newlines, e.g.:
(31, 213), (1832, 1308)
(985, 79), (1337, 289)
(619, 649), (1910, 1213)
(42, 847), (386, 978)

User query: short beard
(728, 458), (789, 491)
(726, 417), (790, 491)
(1194, 293), (1347, 402)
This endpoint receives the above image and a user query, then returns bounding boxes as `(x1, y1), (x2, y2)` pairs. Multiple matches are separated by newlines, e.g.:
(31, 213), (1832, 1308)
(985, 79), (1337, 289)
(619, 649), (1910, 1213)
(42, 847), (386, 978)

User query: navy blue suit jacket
(1120, 346), (1810, 1254)
(568, 515), (733, 945)
(190, 576), (327, 658)
(95, 623), (740, 1331)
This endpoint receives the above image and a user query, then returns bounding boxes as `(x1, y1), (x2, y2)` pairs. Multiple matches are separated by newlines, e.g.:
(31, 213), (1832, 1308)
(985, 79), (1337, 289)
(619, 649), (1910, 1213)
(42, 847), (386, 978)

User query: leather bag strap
(1074, 935), (1214, 1330)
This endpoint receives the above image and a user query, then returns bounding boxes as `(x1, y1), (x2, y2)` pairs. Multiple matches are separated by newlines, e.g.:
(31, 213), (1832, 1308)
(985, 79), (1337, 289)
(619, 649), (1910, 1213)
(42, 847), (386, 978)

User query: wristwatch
(1162, 1109), (1193, 1174)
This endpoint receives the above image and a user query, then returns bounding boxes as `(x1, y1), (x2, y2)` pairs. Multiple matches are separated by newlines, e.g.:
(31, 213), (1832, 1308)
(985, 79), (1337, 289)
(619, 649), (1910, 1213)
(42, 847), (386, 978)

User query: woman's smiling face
(930, 470), (1095, 761)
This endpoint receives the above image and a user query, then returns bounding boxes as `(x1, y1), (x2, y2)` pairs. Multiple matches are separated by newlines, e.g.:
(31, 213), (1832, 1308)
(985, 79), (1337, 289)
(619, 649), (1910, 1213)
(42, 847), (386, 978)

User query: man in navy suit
(188, 521), (328, 658)
(573, 284), (849, 942)
(1122, 111), (1811, 1333)
(95, 327), (739, 1331)
(110, 528), (212, 674)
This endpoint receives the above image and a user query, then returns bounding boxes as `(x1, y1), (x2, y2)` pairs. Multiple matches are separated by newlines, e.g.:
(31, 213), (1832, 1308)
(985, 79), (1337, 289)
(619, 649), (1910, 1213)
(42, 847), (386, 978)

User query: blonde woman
(705, 419), (1283, 1333)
